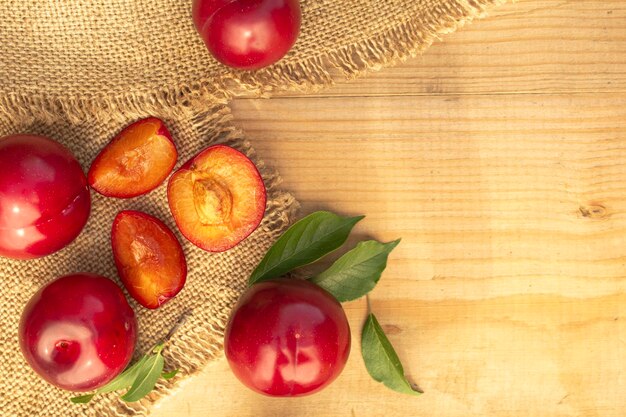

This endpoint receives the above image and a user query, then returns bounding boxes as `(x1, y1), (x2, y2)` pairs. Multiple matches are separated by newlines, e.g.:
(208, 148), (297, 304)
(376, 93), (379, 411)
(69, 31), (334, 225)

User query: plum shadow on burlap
(0, 0), (504, 415)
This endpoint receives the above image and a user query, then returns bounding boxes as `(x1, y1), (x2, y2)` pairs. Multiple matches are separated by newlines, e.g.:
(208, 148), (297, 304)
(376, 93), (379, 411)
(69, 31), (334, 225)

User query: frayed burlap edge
(0, 100), (300, 417)
(110, 199), (301, 417)
(0, 0), (507, 124)
(118, 1), (506, 412)
(0, 0), (505, 414)
(0, 84), (229, 126)
(226, 0), (510, 95)
(74, 105), (300, 417)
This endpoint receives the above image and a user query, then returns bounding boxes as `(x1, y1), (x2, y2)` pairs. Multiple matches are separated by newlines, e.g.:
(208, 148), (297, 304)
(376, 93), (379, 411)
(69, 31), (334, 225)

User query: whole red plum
(0, 134), (90, 260)
(193, 0), (301, 70)
(225, 278), (351, 396)
(19, 273), (137, 392)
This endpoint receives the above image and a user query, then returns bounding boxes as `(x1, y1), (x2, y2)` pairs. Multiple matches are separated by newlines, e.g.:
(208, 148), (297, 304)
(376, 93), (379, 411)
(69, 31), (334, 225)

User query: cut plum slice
(88, 117), (177, 198)
(111, 210), (187, 309)
(167, 145), (266, 252)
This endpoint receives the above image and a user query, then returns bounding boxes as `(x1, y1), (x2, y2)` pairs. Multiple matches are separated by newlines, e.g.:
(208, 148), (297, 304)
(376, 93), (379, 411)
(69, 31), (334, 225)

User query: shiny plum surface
(19, 273), (137, 392)
(193, 0), (301, 70)
(0, 135), (90, 259)
(225, 278), (351, 396)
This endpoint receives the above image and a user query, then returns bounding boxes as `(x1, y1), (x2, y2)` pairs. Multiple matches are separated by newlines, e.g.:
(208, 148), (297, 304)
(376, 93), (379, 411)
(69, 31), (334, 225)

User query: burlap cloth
(0, 0), (505, 416)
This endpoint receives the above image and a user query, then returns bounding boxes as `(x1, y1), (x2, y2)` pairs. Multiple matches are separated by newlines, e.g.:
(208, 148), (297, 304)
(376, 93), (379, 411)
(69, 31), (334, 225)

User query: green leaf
(311, 239), (400, 302)
(249, 211), (364, 285)
(121, 353), (165, 402)
(69, 340), (180, 404)
(97, 355), (149, 394)
(69, 356), (149, 404)
(70, 394), (94, 404)
(361, 313), (421, 396)
(161, 369), (178, 380)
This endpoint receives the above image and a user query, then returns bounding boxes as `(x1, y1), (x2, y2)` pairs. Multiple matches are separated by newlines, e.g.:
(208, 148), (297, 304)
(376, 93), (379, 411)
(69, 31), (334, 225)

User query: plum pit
(192, 175), (233, 226)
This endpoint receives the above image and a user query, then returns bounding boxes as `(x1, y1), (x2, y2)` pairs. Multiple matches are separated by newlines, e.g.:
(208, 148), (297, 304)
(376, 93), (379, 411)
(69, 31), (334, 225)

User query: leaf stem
(162, 311), (190, 344)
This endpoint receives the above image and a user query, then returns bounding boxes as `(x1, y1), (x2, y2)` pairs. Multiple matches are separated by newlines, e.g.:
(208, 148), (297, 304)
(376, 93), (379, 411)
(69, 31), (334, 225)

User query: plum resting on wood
(225, 278), (351, 396)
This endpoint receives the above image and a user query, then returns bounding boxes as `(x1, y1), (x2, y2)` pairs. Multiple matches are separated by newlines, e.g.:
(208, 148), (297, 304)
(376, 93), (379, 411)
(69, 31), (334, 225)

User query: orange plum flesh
(88, 117), (177, 198)
(112, 210), (187, 309)
(168, 145), (266, 252)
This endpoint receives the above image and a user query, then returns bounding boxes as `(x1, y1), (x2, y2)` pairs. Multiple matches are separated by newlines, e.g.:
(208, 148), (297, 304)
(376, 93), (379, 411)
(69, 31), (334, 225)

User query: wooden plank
(151, 1), (626, 416)
(278, 0), (626, 97)
(230, 93), (626, 301)
(151, 93), (626, 416)
(155, 295), (626, 417)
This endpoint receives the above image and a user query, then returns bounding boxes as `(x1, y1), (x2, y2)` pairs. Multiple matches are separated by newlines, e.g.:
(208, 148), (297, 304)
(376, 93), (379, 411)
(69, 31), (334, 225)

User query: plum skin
(19, 273), (137, 392)
(192, 0), (302, 70)
(0, 134), (91, 260)
(225, 278), (351, 396)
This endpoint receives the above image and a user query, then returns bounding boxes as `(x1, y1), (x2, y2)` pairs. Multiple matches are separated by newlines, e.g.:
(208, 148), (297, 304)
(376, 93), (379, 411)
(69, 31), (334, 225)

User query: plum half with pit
(19, 273), (137, 392)
(0, 134), (91, 260)
(225, 278), (351, 396)
(167, 144), (266, 252)
(192, 0), (302, 70)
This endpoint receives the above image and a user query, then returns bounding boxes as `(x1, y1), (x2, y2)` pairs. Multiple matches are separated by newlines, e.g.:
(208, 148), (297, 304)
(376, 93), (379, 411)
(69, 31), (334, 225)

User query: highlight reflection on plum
(0, 134), (90, 259)
(192, 0), (301, 70)
(19, 273), (137, 392)
(225, 278), (351, 396)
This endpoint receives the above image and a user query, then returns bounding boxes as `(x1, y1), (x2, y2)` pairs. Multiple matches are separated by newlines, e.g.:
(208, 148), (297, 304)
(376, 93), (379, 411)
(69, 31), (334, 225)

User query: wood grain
(284, 0), (626, 97)
(152, 0), (626, 416)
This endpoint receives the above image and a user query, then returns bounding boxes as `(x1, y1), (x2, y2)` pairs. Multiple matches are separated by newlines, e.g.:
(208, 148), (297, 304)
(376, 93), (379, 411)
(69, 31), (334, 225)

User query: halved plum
(111, 210), (187, 309)
(167, 145), (266, 252)
(88, 117), (177, 198)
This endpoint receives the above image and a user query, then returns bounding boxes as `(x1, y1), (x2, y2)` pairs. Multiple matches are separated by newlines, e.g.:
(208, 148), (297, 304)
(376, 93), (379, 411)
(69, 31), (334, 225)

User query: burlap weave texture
(0, 0), (504, 415)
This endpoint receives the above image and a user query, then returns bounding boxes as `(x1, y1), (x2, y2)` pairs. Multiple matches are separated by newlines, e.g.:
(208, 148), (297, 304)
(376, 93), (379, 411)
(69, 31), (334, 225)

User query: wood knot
(579, 204), (608, 219)
(381, 324), (402, 335)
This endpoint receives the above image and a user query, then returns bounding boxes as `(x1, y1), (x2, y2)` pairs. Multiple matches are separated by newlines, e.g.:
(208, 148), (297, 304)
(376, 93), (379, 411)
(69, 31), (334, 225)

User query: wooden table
(153, 1), (626, 415)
